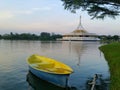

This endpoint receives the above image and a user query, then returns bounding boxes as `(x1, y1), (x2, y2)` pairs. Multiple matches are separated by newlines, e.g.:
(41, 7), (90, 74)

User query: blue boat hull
(29, 66), (70, 88)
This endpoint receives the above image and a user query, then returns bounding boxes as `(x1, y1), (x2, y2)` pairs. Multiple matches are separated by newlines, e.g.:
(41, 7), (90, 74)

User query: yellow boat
(27, 54), (73, 87)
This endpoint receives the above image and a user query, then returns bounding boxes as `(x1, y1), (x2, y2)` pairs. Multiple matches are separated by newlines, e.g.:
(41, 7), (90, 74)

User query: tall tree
(61, 0), (120, 19)
(40, 32), (51, 40)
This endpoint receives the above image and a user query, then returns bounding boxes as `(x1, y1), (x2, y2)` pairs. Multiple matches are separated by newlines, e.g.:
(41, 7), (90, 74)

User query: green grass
(99, 42), (120, 90)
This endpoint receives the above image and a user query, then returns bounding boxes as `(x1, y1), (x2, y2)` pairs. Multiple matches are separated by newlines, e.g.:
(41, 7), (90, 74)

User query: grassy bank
(99, 42), (120, 90)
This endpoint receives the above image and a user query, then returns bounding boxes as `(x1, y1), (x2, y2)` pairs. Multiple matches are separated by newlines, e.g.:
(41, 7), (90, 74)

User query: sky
(0, 0), (120, 35)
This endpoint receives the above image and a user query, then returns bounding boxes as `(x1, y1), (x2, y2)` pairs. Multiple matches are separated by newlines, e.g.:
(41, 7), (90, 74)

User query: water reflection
(27, 71), (109, 90)
(40, 41), (63, 52)
(70, 42), (86, 66)
(61, 41), (87, 66)
(0, 40), (110, 90)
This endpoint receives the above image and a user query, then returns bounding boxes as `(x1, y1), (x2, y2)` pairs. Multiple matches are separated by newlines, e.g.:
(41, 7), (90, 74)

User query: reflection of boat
(27, 71), (66, 90)
(27, 54), (73, 88)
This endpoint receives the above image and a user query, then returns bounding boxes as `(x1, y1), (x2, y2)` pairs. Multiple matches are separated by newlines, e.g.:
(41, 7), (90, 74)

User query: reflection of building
(62, 16), (100, 41)
(71, 42), (86, 66)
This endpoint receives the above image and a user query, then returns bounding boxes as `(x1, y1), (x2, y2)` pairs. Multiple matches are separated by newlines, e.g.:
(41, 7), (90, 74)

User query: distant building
(62, 16), (100, 41)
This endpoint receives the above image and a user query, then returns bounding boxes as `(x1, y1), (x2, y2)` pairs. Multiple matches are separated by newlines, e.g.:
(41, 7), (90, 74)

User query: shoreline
(99, 42), (120, 90)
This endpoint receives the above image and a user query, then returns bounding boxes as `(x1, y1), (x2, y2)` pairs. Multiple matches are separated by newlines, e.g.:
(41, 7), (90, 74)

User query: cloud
(32, 7), (52, 11)
(0, 6), (52, 19)
(0, 11), (14, 19)
(16, 10), (33, 15)
(16, 7), (51, 15)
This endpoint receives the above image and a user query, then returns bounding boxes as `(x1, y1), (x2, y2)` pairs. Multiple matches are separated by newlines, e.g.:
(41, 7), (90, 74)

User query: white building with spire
(62, 16), (100, 41)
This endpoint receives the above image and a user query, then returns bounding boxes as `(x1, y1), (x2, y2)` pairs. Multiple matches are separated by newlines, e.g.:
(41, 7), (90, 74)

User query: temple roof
(72, 29), (87, 33)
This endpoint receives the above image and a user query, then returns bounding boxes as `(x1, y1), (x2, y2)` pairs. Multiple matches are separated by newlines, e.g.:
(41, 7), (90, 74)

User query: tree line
(0, 32), (119, 41)
(0, 32), (62, 41)
(99, 35), (120, 41)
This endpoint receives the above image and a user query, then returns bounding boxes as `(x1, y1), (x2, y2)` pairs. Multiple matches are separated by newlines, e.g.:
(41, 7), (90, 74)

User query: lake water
(0, 40), (110, 90)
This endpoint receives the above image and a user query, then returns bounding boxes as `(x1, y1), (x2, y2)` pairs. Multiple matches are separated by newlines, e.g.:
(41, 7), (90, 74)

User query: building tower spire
(76, 16), (85, 30)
